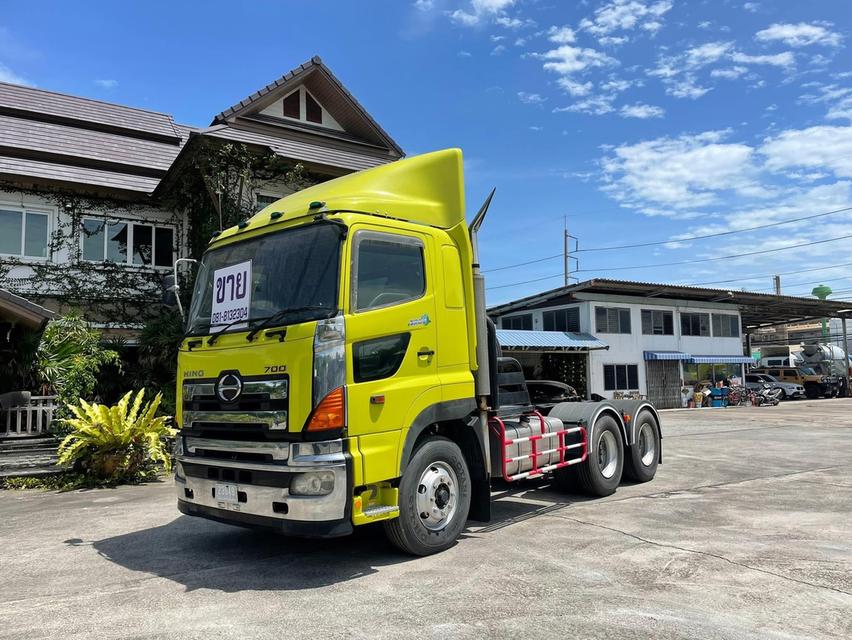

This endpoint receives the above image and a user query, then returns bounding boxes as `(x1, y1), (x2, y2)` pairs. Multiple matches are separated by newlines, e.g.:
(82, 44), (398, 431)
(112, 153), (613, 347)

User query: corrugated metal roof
(496, 329), (608, 351)
(644, 351), (691, 361)
(690, 355), (756, 364)
(0, 81), (179, 140)
(202, 125), (391, 172)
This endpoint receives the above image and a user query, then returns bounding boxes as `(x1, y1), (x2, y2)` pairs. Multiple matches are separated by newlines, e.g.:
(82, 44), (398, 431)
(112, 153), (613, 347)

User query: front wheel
(384, 437), (471, 556)
(577, 415), (624, 496)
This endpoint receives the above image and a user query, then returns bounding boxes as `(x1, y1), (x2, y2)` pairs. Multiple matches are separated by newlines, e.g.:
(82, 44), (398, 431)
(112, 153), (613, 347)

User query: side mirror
(162, 274), (178, 307)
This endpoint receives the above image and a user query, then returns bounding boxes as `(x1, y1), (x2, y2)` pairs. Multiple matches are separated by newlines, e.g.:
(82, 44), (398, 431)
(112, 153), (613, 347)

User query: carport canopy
(489, 278), (852, 331)
(495, 329), (608, 352)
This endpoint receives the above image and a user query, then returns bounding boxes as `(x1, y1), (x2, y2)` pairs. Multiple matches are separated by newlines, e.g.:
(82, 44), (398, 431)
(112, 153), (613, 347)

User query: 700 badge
(210, 260), (252, 328)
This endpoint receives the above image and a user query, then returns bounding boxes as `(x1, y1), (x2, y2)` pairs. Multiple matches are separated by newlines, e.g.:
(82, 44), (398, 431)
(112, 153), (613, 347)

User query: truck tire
(624, 411), (659, 483)
(578, 415), (624, 497)
(384, 437), (471, 556)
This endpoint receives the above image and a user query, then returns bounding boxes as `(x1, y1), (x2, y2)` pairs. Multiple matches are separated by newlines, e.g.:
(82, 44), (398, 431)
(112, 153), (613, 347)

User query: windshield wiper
(205, 315), (257, 346)
(245, 305), (333, 342)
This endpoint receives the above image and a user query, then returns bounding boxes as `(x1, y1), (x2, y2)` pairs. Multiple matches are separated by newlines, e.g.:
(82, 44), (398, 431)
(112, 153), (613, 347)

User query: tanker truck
(799, 343), (848, 396)
(167, 149), (661, 556)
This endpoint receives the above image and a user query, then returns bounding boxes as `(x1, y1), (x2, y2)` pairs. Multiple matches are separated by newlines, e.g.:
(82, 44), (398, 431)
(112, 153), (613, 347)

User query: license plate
(214, 483), (239, 505)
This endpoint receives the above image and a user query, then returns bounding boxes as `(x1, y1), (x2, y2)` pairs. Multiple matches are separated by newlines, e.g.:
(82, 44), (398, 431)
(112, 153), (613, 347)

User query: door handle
(417, 348), (435, 358)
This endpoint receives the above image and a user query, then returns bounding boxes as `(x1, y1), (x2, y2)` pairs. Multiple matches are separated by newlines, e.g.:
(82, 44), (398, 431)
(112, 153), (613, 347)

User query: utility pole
(773, 274), (781, 295)
(563, 215), (578, 286)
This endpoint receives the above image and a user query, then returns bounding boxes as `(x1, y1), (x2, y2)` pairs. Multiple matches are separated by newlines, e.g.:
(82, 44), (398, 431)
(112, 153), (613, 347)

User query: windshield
(798, 366), (817, 375)
(186, 222), (343, 336)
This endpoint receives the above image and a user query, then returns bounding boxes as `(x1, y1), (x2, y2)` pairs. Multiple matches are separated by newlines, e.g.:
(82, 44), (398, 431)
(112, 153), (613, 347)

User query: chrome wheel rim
(597, 430), (619, 479)
(638, 422), (656, 466)
(416, 461), (458, 531)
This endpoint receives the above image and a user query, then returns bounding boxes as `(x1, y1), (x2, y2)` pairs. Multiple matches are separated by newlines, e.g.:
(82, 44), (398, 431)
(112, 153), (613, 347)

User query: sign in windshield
(186, 223), (343, 336)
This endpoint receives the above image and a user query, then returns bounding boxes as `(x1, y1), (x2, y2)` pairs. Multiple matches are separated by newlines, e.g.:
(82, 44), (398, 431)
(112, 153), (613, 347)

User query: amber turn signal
(306, 386), (346, 431)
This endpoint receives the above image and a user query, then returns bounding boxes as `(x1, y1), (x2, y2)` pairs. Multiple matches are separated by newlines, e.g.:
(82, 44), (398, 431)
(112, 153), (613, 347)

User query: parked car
(750, 366), (837, 399)
(745, 373), (805, 400)
(525, 380), (581, 414)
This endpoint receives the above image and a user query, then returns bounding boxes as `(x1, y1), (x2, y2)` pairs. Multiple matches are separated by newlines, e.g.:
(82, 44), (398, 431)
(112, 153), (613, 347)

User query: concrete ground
(1, 400), (851, 640)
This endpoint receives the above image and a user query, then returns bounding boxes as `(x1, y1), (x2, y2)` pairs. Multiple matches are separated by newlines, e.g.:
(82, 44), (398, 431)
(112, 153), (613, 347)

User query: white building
(490, 280), (762, 408)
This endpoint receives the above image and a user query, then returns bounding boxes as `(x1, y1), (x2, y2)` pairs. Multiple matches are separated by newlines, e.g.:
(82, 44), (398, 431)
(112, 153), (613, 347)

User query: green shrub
(58, 389), (175, 484)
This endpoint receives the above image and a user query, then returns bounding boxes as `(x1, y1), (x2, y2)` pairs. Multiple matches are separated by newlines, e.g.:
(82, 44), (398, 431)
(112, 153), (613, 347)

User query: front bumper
(175, 437), (352, 538)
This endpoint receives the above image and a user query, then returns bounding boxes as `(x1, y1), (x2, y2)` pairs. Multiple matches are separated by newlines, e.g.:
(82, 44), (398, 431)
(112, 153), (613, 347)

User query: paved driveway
(1, 400), (851, 639)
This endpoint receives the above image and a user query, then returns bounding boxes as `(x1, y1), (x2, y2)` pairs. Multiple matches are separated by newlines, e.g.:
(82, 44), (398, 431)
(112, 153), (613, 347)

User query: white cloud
(731, 51), (795, 68)
(448, 0), (516, 26)
(620, 103), (664, 118)
(601, 130), (760, 210)
(490, 34), (506, 42)
(495, 16), (534, 28)
(547, 25), (576, 44)
(0, 62), (32, 86)
(491, 44), (507, 55)
(579, 0), (673, 36)
(557, 77), (593, 96)
(413, 0), (434, 9)
(698, 21), (712, 30)
(529, 125), (543, 131)
(743, 2), (759, 12)
(457, 50), (472, 57)
(685, 41), (733, 68)
(538, 44), (616, 75)
(762, 125), (852, 178)
(94, 79), (118, 89)
(554, 95), (615, 115)
(711, 66), (748, 79)
(598, 35), (628, 46)
(666, 74), (711, 99)
(600, 77), (635, 92)
(517, 91), (546, 104)
(756, 22), (842, 48)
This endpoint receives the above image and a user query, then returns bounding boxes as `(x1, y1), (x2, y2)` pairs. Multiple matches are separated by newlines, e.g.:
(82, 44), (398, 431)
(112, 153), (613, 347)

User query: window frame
(712, 313), (740, 338)
(254, 192), (283, 212)
(79, 216), (175, 269)
(680, 311), (711, 337)
(641, 308), (674, 335)
(350, 229), (427, 313)
(502, 314), (533, 330)
(603, 363), (640, 391)
(542, 307), (580, 332)
(0, 204), (51, 260)
(595, 306), (631, 334)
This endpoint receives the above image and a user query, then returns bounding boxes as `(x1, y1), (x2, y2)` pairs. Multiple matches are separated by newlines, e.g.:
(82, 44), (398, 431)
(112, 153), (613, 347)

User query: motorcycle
(755, 382), (783, 406)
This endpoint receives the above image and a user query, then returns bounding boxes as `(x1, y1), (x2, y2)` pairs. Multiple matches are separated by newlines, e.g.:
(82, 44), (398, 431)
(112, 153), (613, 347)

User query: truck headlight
(290, 471), (335, 496)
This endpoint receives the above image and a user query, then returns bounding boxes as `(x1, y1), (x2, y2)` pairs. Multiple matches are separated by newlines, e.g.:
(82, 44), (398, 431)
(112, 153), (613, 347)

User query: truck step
(362, 505), (399, 518)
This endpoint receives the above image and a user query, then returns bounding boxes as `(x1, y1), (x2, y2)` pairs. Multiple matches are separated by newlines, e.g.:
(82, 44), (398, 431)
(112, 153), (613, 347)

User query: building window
(681, 312), (710, 336)
(282, 90), (300, 119)
(641, 309), (674, 335)
(0, 208), (49, 258)
(712, 313), (740, 337)
(603, 364), (639, 391)
(255, 193), (281, 212)
(595, 306), (631, 334)
(305, 91), (322, 123)
(503, 314), (532, 330)
(352, 231), (425, 312)
(80, 218), (173, 268)
(543, 307), (580, 332)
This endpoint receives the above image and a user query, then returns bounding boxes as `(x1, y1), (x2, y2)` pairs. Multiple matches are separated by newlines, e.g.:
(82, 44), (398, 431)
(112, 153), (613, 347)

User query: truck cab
(173, 149), (661, 555)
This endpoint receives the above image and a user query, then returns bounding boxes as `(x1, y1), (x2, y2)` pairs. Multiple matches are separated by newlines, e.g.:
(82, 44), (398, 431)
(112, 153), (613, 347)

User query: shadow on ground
(88, 482), (589, 593)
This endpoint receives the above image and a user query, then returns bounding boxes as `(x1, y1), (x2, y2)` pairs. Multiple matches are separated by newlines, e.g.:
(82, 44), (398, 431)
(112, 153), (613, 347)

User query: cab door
(344, 226), (441, 469)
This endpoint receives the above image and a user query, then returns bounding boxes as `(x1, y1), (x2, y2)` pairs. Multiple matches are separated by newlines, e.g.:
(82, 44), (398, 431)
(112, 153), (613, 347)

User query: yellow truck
(169, 149), (661, 555)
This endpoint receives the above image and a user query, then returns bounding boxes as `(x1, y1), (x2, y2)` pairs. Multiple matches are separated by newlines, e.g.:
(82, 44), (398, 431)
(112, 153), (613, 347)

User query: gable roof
(212, 56), (403, 157)
(0, 82), (190, 195)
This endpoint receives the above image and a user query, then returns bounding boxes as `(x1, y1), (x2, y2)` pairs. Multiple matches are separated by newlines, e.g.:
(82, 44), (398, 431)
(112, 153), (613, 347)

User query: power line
(486, 272), (564, 291)
(573, 205), (852, 252)
(574, 233), (852, 273)
(481, 204), (852, 274)
(686, 260), (852, 287)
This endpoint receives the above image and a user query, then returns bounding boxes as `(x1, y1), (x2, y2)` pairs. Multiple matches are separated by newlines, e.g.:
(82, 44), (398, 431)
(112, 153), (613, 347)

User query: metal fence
(1, 396), (57, 437)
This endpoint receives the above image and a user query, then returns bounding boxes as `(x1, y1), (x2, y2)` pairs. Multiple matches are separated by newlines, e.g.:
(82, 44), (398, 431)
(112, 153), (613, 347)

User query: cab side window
(352, 231), (425, 312)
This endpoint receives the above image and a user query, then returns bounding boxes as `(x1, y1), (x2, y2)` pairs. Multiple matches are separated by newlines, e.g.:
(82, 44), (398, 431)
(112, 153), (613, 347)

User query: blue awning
(496, 329), (608, 351)
(689, 355), (756, 364)
(644, 351), (691, 361)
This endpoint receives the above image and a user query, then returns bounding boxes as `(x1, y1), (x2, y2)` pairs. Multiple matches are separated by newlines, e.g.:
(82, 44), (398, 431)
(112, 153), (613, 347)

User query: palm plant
(58, 389), (175, 482)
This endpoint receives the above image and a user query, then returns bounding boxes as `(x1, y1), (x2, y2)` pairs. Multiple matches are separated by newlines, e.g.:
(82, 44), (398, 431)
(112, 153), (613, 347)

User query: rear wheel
(384, 437), (471, 556)
(577, 415), (624, 497)
(624, 411), (660, 483)
(778, 389), (787, 400)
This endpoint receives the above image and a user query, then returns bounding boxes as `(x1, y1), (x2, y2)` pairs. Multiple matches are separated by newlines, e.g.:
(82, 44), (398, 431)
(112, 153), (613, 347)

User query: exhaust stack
(469, 188), (496, 403)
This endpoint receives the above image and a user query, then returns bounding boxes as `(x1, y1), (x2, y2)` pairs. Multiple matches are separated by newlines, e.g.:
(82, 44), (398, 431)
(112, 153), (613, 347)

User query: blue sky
(2, 0), (852, 305)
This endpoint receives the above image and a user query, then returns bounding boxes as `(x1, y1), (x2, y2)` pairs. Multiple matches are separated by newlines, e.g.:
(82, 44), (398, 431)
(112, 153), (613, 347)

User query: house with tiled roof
(0, 56), (402, 336)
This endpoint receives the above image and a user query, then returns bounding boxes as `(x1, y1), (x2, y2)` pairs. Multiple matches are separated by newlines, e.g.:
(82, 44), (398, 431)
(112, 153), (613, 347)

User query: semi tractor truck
(170, 149), (661, 555)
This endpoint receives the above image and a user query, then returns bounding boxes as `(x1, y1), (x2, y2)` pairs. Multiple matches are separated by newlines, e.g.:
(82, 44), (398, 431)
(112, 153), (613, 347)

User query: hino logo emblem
(216, 372), (243, 403)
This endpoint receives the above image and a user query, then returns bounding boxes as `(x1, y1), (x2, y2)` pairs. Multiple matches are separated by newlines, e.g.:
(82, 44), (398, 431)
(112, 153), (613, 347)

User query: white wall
(498, 293), (744, 399)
